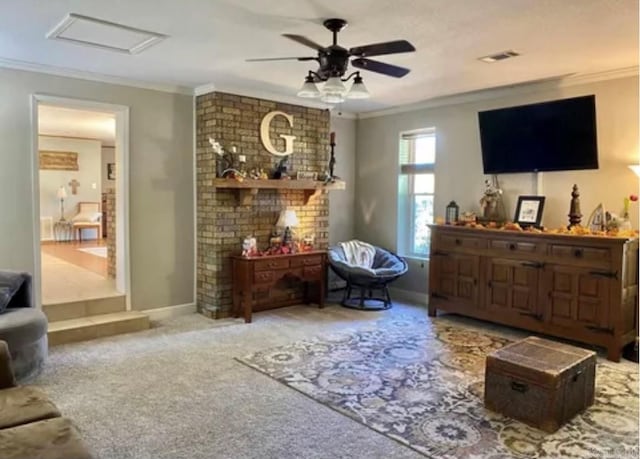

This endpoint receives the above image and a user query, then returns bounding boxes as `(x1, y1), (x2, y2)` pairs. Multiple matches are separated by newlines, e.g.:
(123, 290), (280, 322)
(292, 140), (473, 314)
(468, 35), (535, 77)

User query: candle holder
(568, 184), (582, 228)
(327, 131), (337, 182)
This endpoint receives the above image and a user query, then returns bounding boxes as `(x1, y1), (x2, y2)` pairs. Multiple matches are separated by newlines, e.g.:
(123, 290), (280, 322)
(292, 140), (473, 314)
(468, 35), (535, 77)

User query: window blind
(399, 128), (436, 174)
(400, 128), (436, 141)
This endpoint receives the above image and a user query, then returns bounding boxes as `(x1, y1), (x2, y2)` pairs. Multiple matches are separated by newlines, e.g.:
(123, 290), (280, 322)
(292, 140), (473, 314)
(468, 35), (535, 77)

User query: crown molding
(563, 66), (638, 85)
(0, 57), (194, 95)
(358, 66), (639, 120)
(194, 82), (357, 118)
(193, 82), (216, 96)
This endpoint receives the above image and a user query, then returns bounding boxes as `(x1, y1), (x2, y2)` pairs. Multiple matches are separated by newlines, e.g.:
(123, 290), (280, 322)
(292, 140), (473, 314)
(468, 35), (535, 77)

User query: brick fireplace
(196, 92), (331, 318)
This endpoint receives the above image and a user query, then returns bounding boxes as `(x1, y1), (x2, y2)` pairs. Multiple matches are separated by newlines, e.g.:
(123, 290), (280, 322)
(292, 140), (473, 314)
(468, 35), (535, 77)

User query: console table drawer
(253, 271), (275, 283)
(291, 256), (323, 267)
(549, 245), (611, 263)
(490, 239), (538, 254)
(439, 234), (486, 250)
(254, 258), (290, 271)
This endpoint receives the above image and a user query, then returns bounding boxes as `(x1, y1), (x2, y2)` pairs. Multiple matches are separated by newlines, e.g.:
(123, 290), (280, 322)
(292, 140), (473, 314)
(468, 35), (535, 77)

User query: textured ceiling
(1, 0), (638, 112)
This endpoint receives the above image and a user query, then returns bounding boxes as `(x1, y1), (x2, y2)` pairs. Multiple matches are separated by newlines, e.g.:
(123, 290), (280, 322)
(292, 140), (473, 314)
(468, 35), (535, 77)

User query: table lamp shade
(276, 209), (299, 228)
(56, 186), (67, 199)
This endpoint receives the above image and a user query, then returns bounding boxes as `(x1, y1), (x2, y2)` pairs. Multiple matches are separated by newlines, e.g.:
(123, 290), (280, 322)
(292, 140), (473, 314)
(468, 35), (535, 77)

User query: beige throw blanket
(339, 240), (376, 269)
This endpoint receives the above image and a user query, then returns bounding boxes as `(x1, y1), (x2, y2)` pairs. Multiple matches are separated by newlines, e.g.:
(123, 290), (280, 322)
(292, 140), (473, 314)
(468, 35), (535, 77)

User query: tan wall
(0, 67), (194, 310)
(38, 136), (102, 240)
(196, 92), (330, 317)
(356, 75), (639, 295)
(328, 116), (356, 245)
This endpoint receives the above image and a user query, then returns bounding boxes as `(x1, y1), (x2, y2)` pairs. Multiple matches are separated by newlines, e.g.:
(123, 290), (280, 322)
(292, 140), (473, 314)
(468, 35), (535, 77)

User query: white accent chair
(71, 202), (102, 242)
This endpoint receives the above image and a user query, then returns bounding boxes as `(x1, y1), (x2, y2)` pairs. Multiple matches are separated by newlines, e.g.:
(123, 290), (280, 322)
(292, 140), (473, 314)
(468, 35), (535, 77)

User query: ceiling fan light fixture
(297, 76), (321, 98)
(248, 18), (416, 105)
(322, 76), (347, 95)
(346, 74), (370, 99)
(320, 92), (345, 104)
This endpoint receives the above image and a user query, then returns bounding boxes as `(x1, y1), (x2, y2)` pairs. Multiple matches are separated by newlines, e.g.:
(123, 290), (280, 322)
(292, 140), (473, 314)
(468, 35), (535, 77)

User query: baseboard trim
(389, 287), (428, 306)
(143, 303), (197, 321)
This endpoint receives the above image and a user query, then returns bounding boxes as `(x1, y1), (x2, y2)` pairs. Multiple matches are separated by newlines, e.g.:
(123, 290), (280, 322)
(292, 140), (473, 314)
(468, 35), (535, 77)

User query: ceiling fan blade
(282, 34), (325, 51)
(349, 40), (415, 57)
(246, 56), (317, 62)
(351, 58), (411, 78)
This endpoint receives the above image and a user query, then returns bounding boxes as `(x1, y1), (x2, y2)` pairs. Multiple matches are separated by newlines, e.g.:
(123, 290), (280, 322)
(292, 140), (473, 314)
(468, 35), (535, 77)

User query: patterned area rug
(238, 316), (639, 458)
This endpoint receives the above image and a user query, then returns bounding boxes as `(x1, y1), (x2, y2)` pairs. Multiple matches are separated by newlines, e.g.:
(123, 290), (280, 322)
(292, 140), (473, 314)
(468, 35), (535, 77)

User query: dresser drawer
(291, 256), (323, 267)
(303, 265), (323, 279)
(439, 234), (486, 250)
(254, 258), (290, 271)
(490, 239), (538, 254)
(549, 244), (611, 263)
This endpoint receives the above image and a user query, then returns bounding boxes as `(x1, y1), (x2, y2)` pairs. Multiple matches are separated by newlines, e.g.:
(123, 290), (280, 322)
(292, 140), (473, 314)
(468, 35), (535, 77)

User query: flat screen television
(478, 95), (599, 174)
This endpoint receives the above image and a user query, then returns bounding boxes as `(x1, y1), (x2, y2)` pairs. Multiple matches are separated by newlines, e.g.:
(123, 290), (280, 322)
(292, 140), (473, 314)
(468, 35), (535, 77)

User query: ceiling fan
(247, 18), (416, 103)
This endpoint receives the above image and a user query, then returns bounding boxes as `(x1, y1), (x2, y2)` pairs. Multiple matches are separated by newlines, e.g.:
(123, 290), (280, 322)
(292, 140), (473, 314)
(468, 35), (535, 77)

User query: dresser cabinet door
(431, 253), (480, 306)
(544, 265), (611, 331)
(485, 258), (541, 321)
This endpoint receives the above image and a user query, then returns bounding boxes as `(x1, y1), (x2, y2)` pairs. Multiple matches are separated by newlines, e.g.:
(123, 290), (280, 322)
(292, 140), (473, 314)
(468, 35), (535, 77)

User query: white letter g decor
(260, 110), (296, 157)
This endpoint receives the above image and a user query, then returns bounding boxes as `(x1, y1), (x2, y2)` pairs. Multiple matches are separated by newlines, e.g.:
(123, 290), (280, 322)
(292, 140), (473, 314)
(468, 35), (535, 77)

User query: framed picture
(514, 195), (545, 227)
(296, 171), (317, 180)
(107, 163), (116, 180)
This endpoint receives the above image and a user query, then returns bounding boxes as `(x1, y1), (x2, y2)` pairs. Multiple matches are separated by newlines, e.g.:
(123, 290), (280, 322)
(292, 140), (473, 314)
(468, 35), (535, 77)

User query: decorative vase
(619, 218), (632, 232)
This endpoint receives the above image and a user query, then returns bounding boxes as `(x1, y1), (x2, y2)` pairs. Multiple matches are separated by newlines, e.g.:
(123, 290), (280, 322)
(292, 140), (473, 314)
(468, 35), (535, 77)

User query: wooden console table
(231, 251), (327, 323)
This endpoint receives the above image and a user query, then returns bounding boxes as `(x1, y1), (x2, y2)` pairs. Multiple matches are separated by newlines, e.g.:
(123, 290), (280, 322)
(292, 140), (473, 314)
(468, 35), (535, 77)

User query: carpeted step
(48, 311), (149, 346)
(43, 295), (126, 322)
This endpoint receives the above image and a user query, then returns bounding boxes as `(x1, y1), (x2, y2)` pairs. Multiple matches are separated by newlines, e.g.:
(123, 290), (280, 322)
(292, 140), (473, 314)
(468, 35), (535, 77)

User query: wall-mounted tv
(478, 95), (599, 174)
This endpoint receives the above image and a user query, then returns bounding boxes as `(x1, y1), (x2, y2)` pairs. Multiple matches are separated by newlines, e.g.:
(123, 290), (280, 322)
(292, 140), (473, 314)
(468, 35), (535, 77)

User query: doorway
(31, 96), (130, 310)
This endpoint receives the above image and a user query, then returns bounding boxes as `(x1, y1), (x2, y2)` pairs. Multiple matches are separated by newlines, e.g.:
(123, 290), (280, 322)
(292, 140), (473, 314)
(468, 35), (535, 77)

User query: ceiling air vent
(478, 50), (520, 63)
(47, 13), (167, 55)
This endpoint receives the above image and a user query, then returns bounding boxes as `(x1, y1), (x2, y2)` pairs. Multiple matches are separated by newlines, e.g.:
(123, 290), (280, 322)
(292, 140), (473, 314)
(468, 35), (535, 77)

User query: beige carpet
(33, 302), (638, 458)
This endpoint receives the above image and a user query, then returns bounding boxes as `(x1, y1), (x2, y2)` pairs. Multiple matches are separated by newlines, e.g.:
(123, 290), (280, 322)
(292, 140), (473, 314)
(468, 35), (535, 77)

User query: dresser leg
(606, 346), (621, 362)
(232, 292), (239, 319)
(303, 282), (310, 305)
(318, 280), (325, 309)
(428, 304), (437, 317)
(242, 293), (252, 323)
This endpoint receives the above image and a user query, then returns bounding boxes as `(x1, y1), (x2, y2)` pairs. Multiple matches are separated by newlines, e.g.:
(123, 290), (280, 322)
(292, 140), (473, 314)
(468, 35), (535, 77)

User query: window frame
(398, 129), (436, 260)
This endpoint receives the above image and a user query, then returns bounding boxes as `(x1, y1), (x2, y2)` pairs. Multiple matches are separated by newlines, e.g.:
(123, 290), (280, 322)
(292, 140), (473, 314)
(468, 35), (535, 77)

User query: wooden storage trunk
(484, 336), (596, 433)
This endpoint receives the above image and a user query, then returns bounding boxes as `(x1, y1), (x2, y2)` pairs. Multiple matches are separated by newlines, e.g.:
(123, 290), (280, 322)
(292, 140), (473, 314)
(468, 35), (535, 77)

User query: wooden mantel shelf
(214, 178), (346, 205)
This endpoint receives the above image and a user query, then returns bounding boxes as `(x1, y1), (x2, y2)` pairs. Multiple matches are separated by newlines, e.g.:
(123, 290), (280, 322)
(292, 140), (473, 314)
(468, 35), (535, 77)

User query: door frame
(30, 94), (131, 310)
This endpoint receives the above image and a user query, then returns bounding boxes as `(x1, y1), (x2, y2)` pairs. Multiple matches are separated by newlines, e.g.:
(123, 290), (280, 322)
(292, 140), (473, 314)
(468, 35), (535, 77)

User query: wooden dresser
(428, 225), (639, 361)
(231, 251), (326, 323)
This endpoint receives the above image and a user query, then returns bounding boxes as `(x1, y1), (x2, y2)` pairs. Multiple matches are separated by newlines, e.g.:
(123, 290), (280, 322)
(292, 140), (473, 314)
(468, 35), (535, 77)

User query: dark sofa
(0, 271), (48, 381)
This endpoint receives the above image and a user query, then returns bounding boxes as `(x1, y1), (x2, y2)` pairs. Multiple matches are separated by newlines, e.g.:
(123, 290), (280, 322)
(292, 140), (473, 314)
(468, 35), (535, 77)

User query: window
(398, 129), (436, 258)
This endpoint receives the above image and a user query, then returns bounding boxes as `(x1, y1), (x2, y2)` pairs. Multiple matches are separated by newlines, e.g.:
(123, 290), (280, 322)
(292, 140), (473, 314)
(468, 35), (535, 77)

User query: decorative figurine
(568, 184), (582, 228)
(241, 236), (257, 257)
(587, 203), (606, 232)
(460, 211), (477, 223)
(479, 177), (505, 221)
(236, 150), (247, 174)
(209, 137), (234, 178)
(273, 157), (289, 179)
